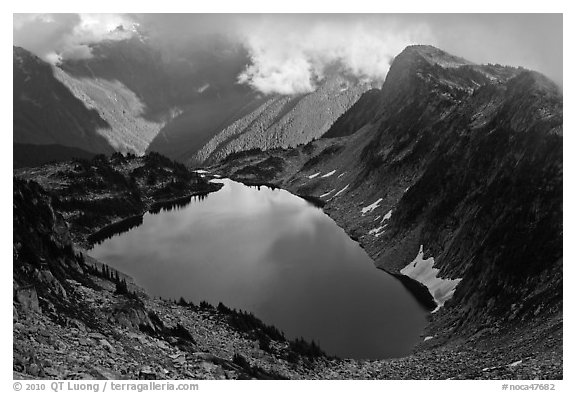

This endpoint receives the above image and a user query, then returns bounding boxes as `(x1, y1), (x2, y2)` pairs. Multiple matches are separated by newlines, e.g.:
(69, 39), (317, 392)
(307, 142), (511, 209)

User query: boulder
(138, 366), (157, 380)
(15, 286), (41, 314)
(90, 366), (121, 380)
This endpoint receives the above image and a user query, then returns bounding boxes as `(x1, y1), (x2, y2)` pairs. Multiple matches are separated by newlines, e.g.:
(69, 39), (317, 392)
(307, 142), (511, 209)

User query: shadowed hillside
(214, 46), (562, 377)
(13, 143), (96, 169)
(13, 46), (113, 154)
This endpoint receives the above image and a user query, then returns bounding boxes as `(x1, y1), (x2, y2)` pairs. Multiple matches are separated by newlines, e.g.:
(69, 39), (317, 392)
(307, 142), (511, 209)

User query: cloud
(235, 15), (434, 94)
(13, 13), (138, 64)
(14, 14), (434, 94)
(14, 14), (562, 91)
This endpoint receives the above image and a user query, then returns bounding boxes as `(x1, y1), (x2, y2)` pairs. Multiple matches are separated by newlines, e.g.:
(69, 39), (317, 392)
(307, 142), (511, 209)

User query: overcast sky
(13, 14), (563, 94)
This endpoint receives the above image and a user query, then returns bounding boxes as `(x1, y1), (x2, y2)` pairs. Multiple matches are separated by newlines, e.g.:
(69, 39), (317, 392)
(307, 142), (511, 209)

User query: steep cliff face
(350, 48), (562, 337)
(216, 45), (563, 341)
(13, 178), (92, 319)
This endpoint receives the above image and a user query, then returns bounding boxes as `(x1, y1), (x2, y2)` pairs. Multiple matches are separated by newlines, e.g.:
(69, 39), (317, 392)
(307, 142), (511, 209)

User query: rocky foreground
(13, 260), (561, 380)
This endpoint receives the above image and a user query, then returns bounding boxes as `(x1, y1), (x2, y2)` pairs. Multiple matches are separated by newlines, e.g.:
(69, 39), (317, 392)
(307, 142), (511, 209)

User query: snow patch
(400, 245), (462, 310)
(381, 209), (392, 223)
(320, 189), (335, 198)
(193, 169), (210, 174)
(368, 225), (387, 237)
(321, 170), (336, 178)
(423, 336), (434, 342)
(197, 83), (210, 93)
(337, 172), (347, 178)
(308, 172), (321, 179)
(333, 184), (349, 197)
(361, 198), (383, 215)
(508, 360), (522, 367)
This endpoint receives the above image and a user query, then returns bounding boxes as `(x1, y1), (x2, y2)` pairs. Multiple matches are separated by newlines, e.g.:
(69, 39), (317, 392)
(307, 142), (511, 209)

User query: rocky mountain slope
(13, 37), (256, 165)
(146, 90), (264, 163)
(14, 44), (162, 156)
(61, 36), (258, 157)
(14, 37), (372, 169)
(184, 74), (374, 166)
(214, 45), (562, 370)
(13, 47), (113, 154)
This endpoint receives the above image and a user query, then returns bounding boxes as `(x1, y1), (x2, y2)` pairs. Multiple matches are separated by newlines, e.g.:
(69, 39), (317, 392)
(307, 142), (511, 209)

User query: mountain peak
(380, 45), (477, 101)
(397, 45), (474, 68)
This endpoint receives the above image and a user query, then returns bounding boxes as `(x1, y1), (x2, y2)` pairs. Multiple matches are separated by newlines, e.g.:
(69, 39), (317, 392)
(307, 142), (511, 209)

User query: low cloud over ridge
(13, 13), (138, 64)
(235, 16), (432, 94)
(13, 14), (562, 94)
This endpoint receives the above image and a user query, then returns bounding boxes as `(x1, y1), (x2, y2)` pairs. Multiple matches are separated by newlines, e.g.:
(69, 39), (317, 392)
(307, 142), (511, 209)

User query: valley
(13, 38), (371, 168)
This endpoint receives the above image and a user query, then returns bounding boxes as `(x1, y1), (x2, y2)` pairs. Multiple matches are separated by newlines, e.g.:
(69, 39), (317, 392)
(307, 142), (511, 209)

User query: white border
(2, 3), (572, 392)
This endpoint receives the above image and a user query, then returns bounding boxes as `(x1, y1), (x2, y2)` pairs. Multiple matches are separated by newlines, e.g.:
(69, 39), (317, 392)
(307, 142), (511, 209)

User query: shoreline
(81, 173), (433, 361)
(227, 174), (439, 318)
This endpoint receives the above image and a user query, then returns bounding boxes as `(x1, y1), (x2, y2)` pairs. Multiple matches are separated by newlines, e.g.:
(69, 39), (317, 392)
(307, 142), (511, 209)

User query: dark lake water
(90, 179), (428, 359)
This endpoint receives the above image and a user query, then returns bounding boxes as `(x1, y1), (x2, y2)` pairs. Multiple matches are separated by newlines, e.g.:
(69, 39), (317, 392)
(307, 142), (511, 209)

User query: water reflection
(90, 179), (427, 359)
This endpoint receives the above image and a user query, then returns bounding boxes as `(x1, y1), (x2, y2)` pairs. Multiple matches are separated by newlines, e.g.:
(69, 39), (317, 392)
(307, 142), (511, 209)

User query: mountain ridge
(12, 43), (562, 379)
(183, 73), (374, 166)
(213, 44), (562, 358)
(13, 46), (114, 155)
(13, 39), (258, 164)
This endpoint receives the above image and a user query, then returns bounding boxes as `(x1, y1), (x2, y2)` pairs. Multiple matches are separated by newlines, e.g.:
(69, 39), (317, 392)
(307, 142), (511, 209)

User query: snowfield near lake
(361, 198), (383, 215)
(400, 245), (462, 311)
